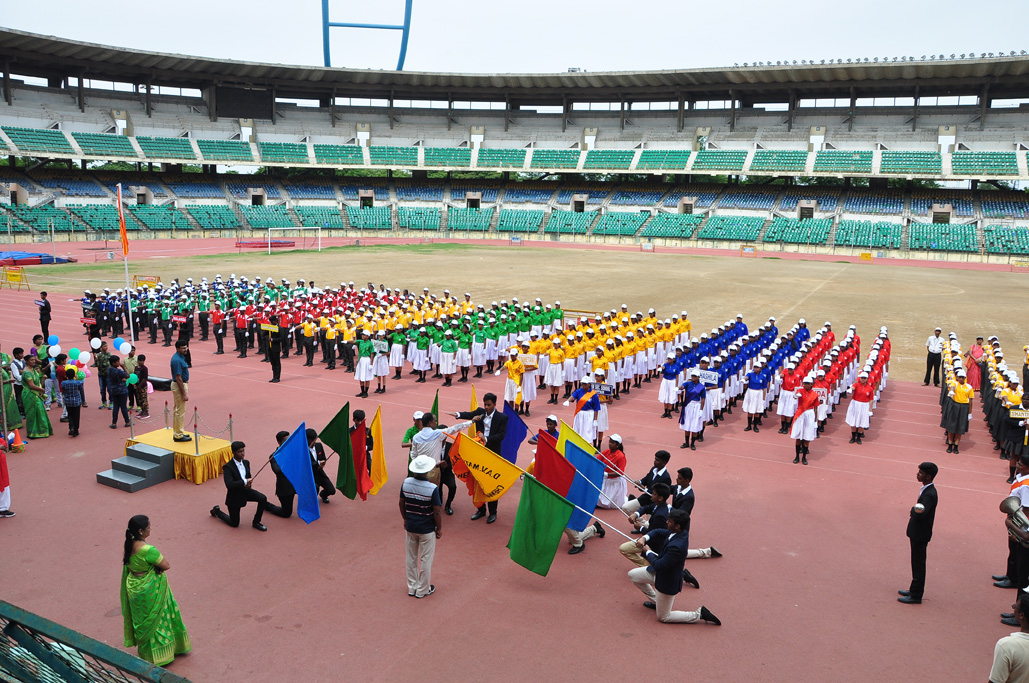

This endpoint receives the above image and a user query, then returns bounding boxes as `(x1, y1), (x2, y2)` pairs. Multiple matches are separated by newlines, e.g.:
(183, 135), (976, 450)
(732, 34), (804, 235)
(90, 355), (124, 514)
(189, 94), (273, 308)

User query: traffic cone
(9, 428), (25, 452)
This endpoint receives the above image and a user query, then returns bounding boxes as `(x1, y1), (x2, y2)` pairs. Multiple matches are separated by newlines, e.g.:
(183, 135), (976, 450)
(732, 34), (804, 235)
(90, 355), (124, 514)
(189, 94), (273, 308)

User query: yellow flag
(557, 420), (597, 457)
(457, 435), (522, 501)
(369, 406), (388, 495)
(468, 384), (479, 438)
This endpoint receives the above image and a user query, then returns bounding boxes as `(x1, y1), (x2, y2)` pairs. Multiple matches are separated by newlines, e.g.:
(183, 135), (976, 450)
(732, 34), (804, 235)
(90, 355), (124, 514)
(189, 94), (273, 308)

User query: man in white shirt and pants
(409, 411), (475, 487)
(924, 327), (944, 387)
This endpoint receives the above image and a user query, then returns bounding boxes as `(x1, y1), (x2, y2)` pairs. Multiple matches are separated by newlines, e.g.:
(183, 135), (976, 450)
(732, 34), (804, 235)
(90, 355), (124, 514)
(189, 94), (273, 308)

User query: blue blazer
(644, 529), (690, 595)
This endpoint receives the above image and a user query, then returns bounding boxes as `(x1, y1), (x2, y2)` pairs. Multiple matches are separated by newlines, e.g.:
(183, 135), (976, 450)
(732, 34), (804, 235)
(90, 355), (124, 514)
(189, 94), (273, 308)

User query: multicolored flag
(116, 183), (129, 257)
(557, 419), (597, 456)
(532, 432), (576, 497)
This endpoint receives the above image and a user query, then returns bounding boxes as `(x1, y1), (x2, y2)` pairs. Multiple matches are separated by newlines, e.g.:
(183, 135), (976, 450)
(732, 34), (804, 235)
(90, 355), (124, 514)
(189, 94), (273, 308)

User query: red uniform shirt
(851, 381), (875, 403)
(794, 388), (819, 418)
(598, 448), (626, 479)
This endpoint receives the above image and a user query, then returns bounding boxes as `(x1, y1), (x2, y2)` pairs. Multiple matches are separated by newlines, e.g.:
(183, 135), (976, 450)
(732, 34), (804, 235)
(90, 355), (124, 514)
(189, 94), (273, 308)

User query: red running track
(0, 289), (1015, 681)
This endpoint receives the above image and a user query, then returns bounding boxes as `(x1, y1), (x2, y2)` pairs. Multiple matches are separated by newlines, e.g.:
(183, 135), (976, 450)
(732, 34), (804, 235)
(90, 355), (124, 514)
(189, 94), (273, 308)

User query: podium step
(98, 443), (177, 493)
(96, 469), (147, 493)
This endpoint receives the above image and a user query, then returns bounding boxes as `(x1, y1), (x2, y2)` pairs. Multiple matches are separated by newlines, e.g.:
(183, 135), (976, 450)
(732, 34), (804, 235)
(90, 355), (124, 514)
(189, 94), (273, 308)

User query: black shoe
(850, 435), (857, 444)
(173, 435), (192, 442)
(445, 506), (454, 516)
(744, 425), (752, 432)
(269, 378), (280, 383)
(1003, 616), (1021, 626)
(252, 522), (267, 531)
(700, 606), (721, 625)
(793, 456), (800, 464)
(996, 579), (1017, 588)
(953, 446), (959, 454)
(681, 442), (690, 449)
(709, 547), (722, 558)
(1002, 612), (1016, 619)
(682, 568), (700, 589)
(321, 495), (330, 504)
(568, 544), (586, 554)
(690, 443), (696, 450)
(802, 456), (808, 465)
(214, 350), (225, 355)
(415, 585), (435, 599)
(210, 505), (220, 517)
(898, 589), (911, 597)
(994, 575), (1010, 582)
(594, 521), (605, 538)
(471, 509), (487, 521)
(897, 596), (921, 604)
(642, 601), (656, 610)
(486, 514), (497, 524)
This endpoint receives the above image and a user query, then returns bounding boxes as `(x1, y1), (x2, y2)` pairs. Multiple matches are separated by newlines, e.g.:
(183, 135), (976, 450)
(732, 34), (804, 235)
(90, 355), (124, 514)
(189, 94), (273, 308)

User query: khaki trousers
(406, 531), (436, 597)
(563, 524), (597, 548)
(171, 382), (188, 438)
(627, 567), (702, 623)
(619, 540), (650, 567)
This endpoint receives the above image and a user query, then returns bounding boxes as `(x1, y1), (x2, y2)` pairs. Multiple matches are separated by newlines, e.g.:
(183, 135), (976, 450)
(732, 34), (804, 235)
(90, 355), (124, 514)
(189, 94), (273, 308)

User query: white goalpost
(266, 226), (322, 255)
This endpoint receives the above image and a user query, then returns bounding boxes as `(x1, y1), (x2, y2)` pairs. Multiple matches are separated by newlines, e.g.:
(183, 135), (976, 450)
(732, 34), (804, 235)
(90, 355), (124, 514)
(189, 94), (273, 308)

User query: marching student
(743, 360), (768, 433)
(791, 376), (819, 465)
(678, 370), (706, 451)
(568, 375), (600, 445)
(846, 371), (875, 445)
(941, 369), (974, 453)
(373, 331), (390, 394)
(544, 338), (566, 405)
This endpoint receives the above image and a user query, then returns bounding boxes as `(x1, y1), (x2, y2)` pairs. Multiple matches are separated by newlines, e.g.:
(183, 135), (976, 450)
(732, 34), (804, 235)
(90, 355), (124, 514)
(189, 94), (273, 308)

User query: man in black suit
(307, 428), (336, 504)
(210, 441), (278, 531)
(671, 467), (696, 516)
(627, 509), (721, 625)
(621, 451), (673, 515)
(452, 392), (508, 524)
(899, 461), (939, 604)
(267, 431), (294, 518)
(37, 291), (52, 339)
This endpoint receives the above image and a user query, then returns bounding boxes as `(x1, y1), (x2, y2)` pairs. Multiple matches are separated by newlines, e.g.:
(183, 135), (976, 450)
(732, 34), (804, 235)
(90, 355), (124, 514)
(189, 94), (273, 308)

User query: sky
(4, 1), (1027, 74)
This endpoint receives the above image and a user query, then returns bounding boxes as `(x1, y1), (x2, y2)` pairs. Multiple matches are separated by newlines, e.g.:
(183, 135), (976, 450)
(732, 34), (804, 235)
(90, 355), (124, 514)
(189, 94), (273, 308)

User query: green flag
(430, 388), (439, 420)
(506, 475), (574, 577)
(320, 402), (357, 500)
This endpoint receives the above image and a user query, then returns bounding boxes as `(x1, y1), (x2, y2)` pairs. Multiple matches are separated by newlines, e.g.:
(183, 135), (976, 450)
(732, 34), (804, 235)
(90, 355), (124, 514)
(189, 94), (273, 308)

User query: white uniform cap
(956, 370), (967, 377)
(859, 372), (869, 378)
(609, 434), (622, 443)
(799, 318), (806, 324)
(413, 411), (424, 420)
(594, 369), (606, 376)
(690, 369), (700, 377)
(666, 353), (675, 360)
(825, 321), (832, 326)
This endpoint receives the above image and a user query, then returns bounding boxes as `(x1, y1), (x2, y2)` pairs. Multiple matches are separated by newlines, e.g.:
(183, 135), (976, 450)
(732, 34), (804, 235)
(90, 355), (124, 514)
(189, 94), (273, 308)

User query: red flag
(533, 432), (576, 497)
(537, 428), (558, 453)
(116, 184), (129, 257)
(349, 421), (372, 501)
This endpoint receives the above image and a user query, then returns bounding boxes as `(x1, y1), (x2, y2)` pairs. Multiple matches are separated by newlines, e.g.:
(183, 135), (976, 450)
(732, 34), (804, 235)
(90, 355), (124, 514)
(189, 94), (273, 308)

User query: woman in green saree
(20, 356), (52, 439)
(0, 353), (22, 432)
(120, 515), (191, 666)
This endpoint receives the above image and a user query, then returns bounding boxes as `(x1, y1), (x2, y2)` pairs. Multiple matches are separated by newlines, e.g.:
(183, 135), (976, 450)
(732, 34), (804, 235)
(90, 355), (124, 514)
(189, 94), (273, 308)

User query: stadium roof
(2, 27), (1029, 105)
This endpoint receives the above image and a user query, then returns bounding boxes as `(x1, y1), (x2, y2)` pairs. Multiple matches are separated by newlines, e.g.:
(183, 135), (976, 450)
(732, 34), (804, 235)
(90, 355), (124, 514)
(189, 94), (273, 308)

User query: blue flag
(273, 422), (320, 524)
(563, 441), (605, 532)
(500, 401), (528, 464)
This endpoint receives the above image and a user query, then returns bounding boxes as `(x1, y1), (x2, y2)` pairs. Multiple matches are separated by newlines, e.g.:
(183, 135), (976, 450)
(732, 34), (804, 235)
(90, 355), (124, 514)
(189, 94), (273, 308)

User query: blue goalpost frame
(321, 0), (413, 71)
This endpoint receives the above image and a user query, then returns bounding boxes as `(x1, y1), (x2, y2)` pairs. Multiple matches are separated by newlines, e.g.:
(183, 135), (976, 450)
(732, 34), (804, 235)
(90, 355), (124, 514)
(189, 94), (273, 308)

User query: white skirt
(456, 348), (471, 368)
(563, 358), (577, 380)
(701, 392), (715, 421)
(709, 387), (724, 411)
(373, 355), (389, 377)
(776, 390), (797, 416)
(742, 388), (765, 414)
(573, 410), (596, 442)
(429, 344), (441, 365)
(538, 355), (550, 378)
(790, 409), (818, 441)
(440, 352), (457, 374)
(658, 378), (678, 404)
(406, 341), (417, 359)
(471, 342), (486, 366)
(485, 339), (498, 361)
(545, 363), (565, 387)
(598, 475), (628, 509)
(389, 345), (405, 368)
(412, 348), (431, 371)
(596, 403), (609, 432)
(635, 351), (648, 373)
(816, 402), (828, 421)
(679, 402), (704, 433)
(845, 399), (871, 429)
(521, 371), (538, 401)
(622, 356), (634, 378)
(355, 356), (375, 381)
(505, 378), (521, 403)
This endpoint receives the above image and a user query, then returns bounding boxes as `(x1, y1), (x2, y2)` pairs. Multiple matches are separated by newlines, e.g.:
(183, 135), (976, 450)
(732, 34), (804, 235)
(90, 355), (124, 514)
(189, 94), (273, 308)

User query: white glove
(494, 371), (502, 376)
(563, 400), (570, 407)
(245, 332), (250, 337)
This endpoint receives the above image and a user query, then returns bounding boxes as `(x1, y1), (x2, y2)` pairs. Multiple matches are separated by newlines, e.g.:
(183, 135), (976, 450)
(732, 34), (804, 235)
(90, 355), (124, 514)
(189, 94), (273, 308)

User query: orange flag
(116, 184), (129, 257)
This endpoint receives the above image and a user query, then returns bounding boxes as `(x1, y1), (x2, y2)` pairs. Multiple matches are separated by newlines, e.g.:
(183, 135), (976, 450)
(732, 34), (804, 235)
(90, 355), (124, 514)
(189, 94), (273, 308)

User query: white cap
(934, 327), (942, 331)
(859, 371), (869, 378)
(413, 411), (424, 420)
(594, 369), (606, 376)
(609, 434), (622, 443)
(799, 318), (806, 324)
(690, 369), (701, 377)
(409, 455), (436, 474)
(546, 414), (558, 422)
(825, 321), (832, 326)
(667, 353), (675, 360)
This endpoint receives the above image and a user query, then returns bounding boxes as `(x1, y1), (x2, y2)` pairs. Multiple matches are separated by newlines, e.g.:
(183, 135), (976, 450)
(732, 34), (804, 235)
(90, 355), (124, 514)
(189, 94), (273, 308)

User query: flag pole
(566, 500), (635, 542)
(117, 184), (135, 343)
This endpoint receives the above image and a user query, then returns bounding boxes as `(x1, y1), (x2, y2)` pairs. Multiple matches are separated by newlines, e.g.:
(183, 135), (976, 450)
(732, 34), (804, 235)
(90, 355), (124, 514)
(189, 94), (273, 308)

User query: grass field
(23, 243), (1028, 383)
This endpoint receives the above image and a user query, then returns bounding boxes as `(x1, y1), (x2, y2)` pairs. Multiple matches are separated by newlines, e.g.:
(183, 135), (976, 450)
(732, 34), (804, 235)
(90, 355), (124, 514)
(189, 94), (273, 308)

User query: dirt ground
(23, 243), (1028, 383)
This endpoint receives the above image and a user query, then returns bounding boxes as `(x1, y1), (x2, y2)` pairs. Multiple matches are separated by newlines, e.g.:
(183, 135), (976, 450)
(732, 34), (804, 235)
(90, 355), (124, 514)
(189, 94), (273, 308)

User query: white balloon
(78, 351), (92, 364)
(89, 338), (102, 350)
(48, 345), (61, 357)
(118, 342), (132, 355)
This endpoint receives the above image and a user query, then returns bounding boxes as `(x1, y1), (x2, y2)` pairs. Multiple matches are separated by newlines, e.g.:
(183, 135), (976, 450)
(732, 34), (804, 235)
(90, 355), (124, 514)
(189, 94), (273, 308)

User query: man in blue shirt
(171, 339), (191, 442)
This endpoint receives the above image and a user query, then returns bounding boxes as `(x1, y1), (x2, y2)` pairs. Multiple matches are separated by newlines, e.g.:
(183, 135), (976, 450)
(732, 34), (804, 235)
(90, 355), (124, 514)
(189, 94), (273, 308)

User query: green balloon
(127, 373), (139, 385)
(76, 370), (85, 380)
(68, 348), (80, 360)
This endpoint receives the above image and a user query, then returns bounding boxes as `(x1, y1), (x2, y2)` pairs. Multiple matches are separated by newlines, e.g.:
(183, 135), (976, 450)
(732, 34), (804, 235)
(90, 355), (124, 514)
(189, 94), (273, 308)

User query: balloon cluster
(112, 337), (133, 355)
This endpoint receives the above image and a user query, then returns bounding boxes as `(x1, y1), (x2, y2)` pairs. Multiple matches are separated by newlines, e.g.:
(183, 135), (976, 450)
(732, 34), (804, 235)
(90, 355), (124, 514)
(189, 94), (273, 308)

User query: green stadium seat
(448, 207), (493, 231)
(640, 213), (704, 238)
(67, 204), (136, 231)
(749, 150), (808, 173)
(185, 204), (240, 229)
(398, 207), (442, 230)
(984, 224), (1029, 254)
(530, 149), (580, 170)
(636, 150), (691, 171)
(369, 146), (417, 166)
(71, 132), (138, 158)
(239, 205), (296, 229)
(477, 148), (526, 169)
(951, 151), (1019, 176)
(880, 151), (941, 175)
(196, 139), (254, 162)
(908, 222), (978, 252)
(812, 150), (873, 174)
(692, 150), (748, 172)
(424, 148), (471, 167)
(544, 210), (596, 234)
(583, 150), (635, 170)
(762, 217), (832, 245)
(129, 205), (193, 231)
(833, 220), (902, 248)
(2, 126), (75, 155)
(5, 204), (82, 232)
(136, 136), (197, 160)
(314, 144), (365, 165)
(496, 209), (544, 233)
(591, 212), (648, 236)
(345, 205), (392, 230)
(294, 205), (343, 227)
(258, 142), (309, 164)
(697, 215), (763, 241)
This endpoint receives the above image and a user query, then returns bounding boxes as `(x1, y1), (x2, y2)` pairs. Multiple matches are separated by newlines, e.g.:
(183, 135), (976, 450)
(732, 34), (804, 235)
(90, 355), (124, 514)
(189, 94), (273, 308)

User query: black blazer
(671, 486), (695, 516)
(38, 299), (51, 321)
(222, 458), (252, 507)
(456, 408), (507, 454)
(640, 467), (672, 491)
(906, 484), (937, 544)
(270, 454), (295, 498)
(643, 529), (690, 595)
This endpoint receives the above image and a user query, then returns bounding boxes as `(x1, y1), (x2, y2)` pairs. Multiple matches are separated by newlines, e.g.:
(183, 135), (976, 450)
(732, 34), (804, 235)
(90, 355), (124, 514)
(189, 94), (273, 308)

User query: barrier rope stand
(188, 407), (235, 456)
(164, 401), (170, 431)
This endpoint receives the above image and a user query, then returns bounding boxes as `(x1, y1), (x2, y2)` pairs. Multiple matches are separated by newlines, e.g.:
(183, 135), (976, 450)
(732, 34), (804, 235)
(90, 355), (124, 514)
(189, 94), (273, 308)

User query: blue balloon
(112, 337), (125, 349)
(47, 335), (59, 346)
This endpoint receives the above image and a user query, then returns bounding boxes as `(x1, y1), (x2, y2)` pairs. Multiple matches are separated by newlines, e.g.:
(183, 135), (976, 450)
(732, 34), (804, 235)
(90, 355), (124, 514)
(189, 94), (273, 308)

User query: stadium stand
(284, 181), (337, 200)
(396, 183), (444, 201)
(610, 188), (665, 205)
(164, 178), (225, 199)
(2, 126), (75, 155)
(503, 184), (554, 204)
(812, 150), (873, 174)
(637, 149), (691, 171)
(424, 148), (471, 167)
(0, 205), (32, 232)
(951, 151), (1019, 176)
(129, 204), (193, 231)
(691, 150), (747, 172)
(398, 206), (442, 231)
(258, 141), (309, 164)
(345, 205), (393, 230)
(477, 148), (526, 168)
(544, 209), (597, 234)
(339, 183), (388, 200)
(70, 132), (138, 158)
(910, 191), (974, 217)
(908, 222), (979, 252)
(749, 150), (808, 173)
(762, 217), (833, 245)
(981, 193), (1029, 218)
(33, 173), (107, 197)
(843, 191), (904, 214)
(369, 146), (418, 166)
(583, 150), (635, 170)
(833, 220), (902, 248)
(778, 189), (840, 212)
(295, 205), (343, 227)
(447, 207), (494, 231)
(880, 151), (942, 175)
(496, 209), (544, 233)
(719, 189), (778, 210)
(697, 215), (764, 241)
(314, 144), (364, 165)
(663, 185), (720, 208)
(185, 204), (240, 230)
(226, 181), (281, 200)
(67, 203), (130, 231)
(530, 149), (581, 170)
(239, 205), (296, 229)
(452, 186), (499, 203)
(640, 213), (704, 238)
(136, 136), (197, 160)
(984, 224), (1029, 254)
(7, 204), (82, 231)
(592, 211), (649, 236)
(196, 139), (254, 162)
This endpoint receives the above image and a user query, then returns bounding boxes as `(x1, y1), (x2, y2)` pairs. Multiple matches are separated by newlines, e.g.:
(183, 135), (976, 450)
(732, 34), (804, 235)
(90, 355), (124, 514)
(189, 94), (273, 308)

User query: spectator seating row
(610, 189), (665, 205)
(137, 136), (197, 160)
(984, 224), (1029, 254)
(398, 207), (442, 231)
(185, 204), (240, 229)
(452, 186), (499, 203)
(129, 205), (193, 231)
(719, 190), (777, 210)
(226, 182), (281, 200)
(763, 217), (832, 245)
(584, 150), (635, 170)
(396, 184), (444, 201)
(370, 146), (417, 166)
(345, 205), (392, 230)
(880, 151), (941, 175)
(591, 212), (648, 236)
(640, 213), (704, 238)
(910, 191), (973, 217)
(544, 210), (597, 234)
(692, 150), (748, 171)
(424, 148), (471, 167)
(239, 205), (295, 229)
(503, 185), (554, 203)
(71, 132), (137, 158)
(530, 149), (580, 169)
(908, 222), (978, 252)
(196, 139), (253, 162)
(448, 207), (494, 231)
(844, 191), (904, 214)
(67, 203), (129, 231)
(477, 148), (526, 168)
(314, 144), (364, 165)
(258, 142), (309, 164)
(284, 182), (336, 200)
(750, 150), (808, 173)
(982, 194), (1029, 218)
(663, 185), (718, 208)
(697, 214), (764, 241)
(813, 150), (873, 174)
(2, 126), (75, 155)
(34, 174), (107, 197)
(637, 149), (691, 170)
(496, 209), (544, 232)
(295, 205), (343, 227)
(778, 190), (839, 212)
(951, 151), (1019, 176)
(833, 220), (902, 248)
(6, 204), (83, 231)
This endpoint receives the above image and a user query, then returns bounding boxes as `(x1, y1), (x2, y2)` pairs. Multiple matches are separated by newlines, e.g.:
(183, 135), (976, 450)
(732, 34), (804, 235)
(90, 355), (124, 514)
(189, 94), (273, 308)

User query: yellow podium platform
(125, 428), (233, 485)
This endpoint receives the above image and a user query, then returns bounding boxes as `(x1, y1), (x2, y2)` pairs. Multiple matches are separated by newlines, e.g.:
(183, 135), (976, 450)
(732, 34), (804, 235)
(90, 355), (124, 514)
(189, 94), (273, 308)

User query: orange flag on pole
(116, 183), (129, 257)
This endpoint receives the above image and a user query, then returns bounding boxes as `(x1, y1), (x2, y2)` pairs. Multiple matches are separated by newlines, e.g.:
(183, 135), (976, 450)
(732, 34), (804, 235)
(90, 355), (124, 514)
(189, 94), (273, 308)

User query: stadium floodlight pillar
(321, 0), (413, 71)
(2, 61), (10, 106)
